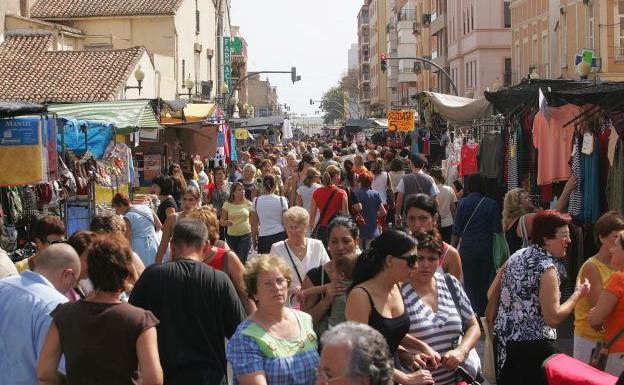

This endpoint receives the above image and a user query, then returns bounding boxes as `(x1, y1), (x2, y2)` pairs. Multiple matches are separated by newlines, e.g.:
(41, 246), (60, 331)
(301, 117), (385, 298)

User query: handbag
(480, 316), (497, 384)
(589, 326), (624, 371)
(444, 274), (482, 382)
(456, 197), (485, 250)
(492, 232), (510, 269)
(312, 189), (338, 239)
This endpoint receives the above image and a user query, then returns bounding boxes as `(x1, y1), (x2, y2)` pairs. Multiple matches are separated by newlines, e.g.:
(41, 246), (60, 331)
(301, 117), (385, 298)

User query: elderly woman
(494, 210), (590, 385)
(574, 212), (624, 363)
(270, 207), (329, 294)
(226, 255), (319, 385)
(405, 194), (462, 282)
(154, 186), (202, 263)
(238, 163), (258, 201)
(401, 232), (481, 384)
(588, 230), (624, 375)
(38, 234), (163, 385)
(112, 193), (162, 267)
(346, 229), (434, 385)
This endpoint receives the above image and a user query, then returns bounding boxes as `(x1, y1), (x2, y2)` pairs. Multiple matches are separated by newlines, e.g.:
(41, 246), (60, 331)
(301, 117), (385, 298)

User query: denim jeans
(226, 233), (252, 264)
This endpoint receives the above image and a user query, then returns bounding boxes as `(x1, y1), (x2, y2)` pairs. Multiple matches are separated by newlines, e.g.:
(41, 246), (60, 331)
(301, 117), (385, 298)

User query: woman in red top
(309, 165), (348, 246)
(187, 207), (256, 315)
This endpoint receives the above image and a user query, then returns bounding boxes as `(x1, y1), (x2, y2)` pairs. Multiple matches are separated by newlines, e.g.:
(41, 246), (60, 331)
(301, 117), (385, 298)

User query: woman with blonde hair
(309, 165), (348, 246)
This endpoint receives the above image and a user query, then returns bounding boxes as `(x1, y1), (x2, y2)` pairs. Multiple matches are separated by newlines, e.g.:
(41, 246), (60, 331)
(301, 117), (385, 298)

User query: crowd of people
(0, 137), (623, 385)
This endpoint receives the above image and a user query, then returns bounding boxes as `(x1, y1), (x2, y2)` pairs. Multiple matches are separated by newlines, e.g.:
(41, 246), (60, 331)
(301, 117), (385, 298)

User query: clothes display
(459, 143), (479, 178)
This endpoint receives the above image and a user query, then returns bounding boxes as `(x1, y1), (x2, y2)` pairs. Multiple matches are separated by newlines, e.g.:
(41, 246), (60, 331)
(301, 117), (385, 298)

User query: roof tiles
(30, 0), (184, 19)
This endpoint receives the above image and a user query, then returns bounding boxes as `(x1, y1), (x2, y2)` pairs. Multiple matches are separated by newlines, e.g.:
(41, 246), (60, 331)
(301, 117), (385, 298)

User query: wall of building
(119, 51), (157, 99)
(370, 0), (389, 116)
(1, 0), (23, 41)
(4, 15), (85, 50)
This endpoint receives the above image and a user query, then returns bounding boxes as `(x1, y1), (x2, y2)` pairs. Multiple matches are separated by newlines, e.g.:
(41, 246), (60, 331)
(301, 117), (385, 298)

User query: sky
(230, 0), (361, 116)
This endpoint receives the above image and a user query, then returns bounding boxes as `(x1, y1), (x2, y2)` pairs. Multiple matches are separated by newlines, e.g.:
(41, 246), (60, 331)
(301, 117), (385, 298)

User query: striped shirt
(401, 273), (474, 385)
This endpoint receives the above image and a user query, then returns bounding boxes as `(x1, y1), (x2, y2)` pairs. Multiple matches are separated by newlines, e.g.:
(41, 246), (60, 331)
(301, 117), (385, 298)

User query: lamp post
(124, 65), (145, 96)
(182, 73), (195, 99)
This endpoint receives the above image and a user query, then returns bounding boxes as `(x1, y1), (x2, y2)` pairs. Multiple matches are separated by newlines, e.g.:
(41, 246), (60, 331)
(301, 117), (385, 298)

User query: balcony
(616, 46), (624, 61)
(430, 12), (446, 35)
(360, 91), (371, 102)
(398, 8), (416, 22)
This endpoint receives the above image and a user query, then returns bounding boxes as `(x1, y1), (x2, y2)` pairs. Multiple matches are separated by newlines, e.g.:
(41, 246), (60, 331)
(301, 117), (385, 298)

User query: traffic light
(380, 54), (387, 72)
(291, 67), (301, 83)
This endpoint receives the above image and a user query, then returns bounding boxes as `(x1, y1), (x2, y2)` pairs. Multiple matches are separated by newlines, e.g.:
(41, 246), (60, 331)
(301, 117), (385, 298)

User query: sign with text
(223, 37), (232, 90)
(387, 111), (415, 132)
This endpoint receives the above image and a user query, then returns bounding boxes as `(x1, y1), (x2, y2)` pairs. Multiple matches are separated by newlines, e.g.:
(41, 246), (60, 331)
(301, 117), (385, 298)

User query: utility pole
(381, 55), (459, 96)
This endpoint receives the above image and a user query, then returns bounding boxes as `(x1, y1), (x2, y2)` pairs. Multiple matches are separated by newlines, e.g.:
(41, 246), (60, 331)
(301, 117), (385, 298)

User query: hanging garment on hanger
(568, 135), (582, 217)
(478, 130), (504, 179)
(459, 142), (479, 178)
(507, 126), (519, 191)
(581, 134), (601, 223)
(606, 139), (624, 214)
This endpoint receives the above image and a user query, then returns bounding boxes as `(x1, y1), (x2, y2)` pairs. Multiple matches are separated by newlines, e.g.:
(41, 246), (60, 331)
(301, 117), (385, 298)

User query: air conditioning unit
(201, 81), (213, 98)
(423, 14), (431, 25)
(413, 22), (421, 34)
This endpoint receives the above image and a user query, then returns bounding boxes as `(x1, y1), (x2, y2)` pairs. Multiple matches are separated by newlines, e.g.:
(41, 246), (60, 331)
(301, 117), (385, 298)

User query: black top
(129, 259), (245, 384)
(505, 218), (523, 255)
(307, 265), (331, 288)
(156, 197), (178, 224)
(356, 286), (410, 355)
(238, 179), (255, 201)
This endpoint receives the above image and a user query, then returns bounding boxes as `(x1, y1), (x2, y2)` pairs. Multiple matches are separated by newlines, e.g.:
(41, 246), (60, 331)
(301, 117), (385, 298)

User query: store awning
(418, 92), (492, 124)
(48, 99), (161, 134)
(161, 103), (216, 124)
(0, 101), (47, 118)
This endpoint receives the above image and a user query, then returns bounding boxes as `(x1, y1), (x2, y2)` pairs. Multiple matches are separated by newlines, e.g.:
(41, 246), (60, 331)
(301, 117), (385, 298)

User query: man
(0, 244), (80, 385)
(194, 160), (209, 193)
(318, 322), (394, 385)
(14, 215), (65, 273)
(320, 147), (339, 174)
(129, 218), (245, 385)
(395, 154), (439, 224)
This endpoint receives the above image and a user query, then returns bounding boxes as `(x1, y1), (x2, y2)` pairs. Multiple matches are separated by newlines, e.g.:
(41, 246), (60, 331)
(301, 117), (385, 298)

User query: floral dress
(211, 182), (231, 217)
(494, 245), (565, 371)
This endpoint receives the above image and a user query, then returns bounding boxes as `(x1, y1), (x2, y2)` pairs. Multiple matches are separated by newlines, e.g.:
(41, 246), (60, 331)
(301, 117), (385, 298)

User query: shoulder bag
(456, 197), (485, 250)
(312, 189), (338, 239)
(445, 274), (483, 382)
(590, 326), (624, 371)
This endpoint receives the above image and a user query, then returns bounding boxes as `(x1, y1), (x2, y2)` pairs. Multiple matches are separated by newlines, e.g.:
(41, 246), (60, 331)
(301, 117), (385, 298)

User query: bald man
(0, 244), (80, 385)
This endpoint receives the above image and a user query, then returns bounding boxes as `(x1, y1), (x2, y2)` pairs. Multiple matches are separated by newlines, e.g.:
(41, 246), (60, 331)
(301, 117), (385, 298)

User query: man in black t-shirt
(130, 218), (246, 385)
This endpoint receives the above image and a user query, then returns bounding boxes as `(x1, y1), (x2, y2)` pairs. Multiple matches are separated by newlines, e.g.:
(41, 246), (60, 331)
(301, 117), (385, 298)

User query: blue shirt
(452, 192), (501, 241)
(355, 188), (383, 240)
(0, 271), (68, 385)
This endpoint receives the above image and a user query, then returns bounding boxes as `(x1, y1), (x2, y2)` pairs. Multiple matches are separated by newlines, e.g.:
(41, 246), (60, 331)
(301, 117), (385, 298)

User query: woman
(389, 158), (405, 191)
(342, 159), (357, 188)
(588, 230), (624, 376)
(270, 207), (329, 292)
(430, 167), (457, 244)
(502, 177), (576, 254)
(574, 212), (624, 363)
(494, 210), (590, 385)
(309, 165), (348, 246)
(371, 158), (391, 208)
(353, 154), (366, 176)
(221, 182), (253, 263)
(301, 216), (360, 337)
(401, 232), (481, 385)
(168, 163), (187, 209)
(239, 164), (258, 201)
(250, 174), (289, 254)
(354, 171), (386, 248)
(286, 153), (316, 205)
(451, 173), (501, 315)
(154, 186), (201, 263)
(37, 234), (163, 385)
(112, 193), (161, 267)
(255, 159), (283, 197)
(345, 229), (433, 385)
(151, 175), (178, 224)
(406, 194), (463, 282)
(207, 167), (231, 241)
(65, 230), (95, 301)
(189, 206), (256, 315)
(295, 168), (321, 227)
(226, 255), (319, 385)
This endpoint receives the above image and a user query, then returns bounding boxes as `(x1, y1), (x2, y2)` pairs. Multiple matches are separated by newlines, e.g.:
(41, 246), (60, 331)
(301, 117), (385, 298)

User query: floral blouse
(494, 245), (565, 371)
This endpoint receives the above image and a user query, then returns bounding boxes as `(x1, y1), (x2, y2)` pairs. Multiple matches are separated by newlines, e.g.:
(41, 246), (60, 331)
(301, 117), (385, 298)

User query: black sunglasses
(393, 254), (417, 268)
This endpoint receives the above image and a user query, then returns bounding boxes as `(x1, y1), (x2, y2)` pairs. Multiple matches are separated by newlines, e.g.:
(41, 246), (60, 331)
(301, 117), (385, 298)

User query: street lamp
(492, 78), (502, 91)
(124, 65), (145, 95)
(247, 105), (255, 118)
(529, 68), (540, 80)
(183, 73), (195, 98)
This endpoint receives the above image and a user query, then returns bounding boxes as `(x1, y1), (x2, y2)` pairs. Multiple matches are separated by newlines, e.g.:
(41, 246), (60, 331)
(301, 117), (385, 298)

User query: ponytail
(321, 172), (332, 187)
(262, 174), (276, 194)
(322, 165), (341, 187)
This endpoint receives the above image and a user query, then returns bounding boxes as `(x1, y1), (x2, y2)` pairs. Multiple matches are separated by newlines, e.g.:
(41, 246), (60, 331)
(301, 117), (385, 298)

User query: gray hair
(321, 322), (393, 385)
(172, 218), (208, 249)
(243, 163), (257, 174)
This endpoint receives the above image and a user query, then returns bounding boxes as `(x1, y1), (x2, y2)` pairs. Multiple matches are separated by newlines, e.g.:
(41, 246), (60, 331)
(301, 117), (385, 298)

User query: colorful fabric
(459, 143), (479, 178)
(227, 310), (319, 385)
(604, 272), (624, 353)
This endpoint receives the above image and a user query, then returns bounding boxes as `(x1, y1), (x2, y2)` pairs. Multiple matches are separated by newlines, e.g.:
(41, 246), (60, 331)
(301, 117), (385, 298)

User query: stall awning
(48, 99), (161, 134)
(418, 92), (492, 124)
(161, 103), (216, 124)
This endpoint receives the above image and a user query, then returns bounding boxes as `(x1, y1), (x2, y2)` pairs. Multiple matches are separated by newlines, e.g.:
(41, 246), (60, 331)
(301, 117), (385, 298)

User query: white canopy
(418, 92), (492, 124)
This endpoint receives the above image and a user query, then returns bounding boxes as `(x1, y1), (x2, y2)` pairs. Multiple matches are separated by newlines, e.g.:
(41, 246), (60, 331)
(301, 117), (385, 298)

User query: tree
(339, 69), (362, 119)
(321, 86), (345, 125)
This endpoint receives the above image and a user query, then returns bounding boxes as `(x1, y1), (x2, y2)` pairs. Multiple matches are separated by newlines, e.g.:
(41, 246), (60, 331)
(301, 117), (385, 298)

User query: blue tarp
(58, 118), (114, 159)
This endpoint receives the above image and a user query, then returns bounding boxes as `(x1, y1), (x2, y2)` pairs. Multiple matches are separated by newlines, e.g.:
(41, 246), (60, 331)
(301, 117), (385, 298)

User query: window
(504, 58), (512, 86)
(465, 62), (469, 87)
(588, 3), (594, 49)
(618, 1), (624, 58)
(532, 37), (538, 68)
(542, 34), (549, 78)
(471, 5), (474, 31)
(504, 1), (511, 28)
(561, 12), (568, 66)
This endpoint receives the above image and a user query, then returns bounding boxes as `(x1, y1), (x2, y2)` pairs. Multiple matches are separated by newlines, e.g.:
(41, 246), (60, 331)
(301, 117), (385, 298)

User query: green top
(223, 201), (252, 236)
(241, 311), (317, 358)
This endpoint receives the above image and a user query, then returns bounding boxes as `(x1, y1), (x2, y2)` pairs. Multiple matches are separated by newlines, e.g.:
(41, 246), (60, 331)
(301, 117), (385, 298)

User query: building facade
(447, 0), (512, 97)
(348, 43), (359, 70)
(247, 74), (279, 118)
(357, 1), (371, 116)
(369, 0), (390, 116)
(512, 0), (624, 84)
(231, 25), (248, 112)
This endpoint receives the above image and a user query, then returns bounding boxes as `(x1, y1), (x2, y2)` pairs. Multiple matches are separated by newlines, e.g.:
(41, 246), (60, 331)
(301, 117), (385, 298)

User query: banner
(387, 111), (415, 132)
(223, 37), (232, 90)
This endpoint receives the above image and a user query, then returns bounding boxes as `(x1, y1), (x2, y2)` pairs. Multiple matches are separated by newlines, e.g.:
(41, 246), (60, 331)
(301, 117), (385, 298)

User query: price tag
(581, 132), (594, 155)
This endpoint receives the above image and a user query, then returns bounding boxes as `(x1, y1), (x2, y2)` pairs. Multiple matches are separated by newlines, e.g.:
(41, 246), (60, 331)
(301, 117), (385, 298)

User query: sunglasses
(393, 254), (417, 268)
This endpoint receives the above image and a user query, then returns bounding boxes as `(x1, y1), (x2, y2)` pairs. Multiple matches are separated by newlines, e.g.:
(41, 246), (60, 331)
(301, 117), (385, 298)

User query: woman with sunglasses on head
(154, 186), (202, 264)
(345, 229), (434, 385)
(405, 194), (463, 283)
(401, 232), (481, 385)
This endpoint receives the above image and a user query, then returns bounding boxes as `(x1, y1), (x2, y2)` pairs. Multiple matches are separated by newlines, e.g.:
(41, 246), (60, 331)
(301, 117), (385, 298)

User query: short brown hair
(532, 210), (572, 246)
(86, 234), (133, 292)
(33, 215), (65, 243)
(594, 211), (624, 247)
(186, 206), (220, 244)
(334, 254), (356, 279)
(244, 255), (292, 301)
(66, 231), (95, 256)
(111, 193), (131, 207)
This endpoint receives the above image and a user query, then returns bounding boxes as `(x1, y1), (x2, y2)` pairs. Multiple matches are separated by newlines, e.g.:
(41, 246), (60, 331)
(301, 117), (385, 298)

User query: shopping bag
(492, 232), (510, 269)
(480, 316), (497, 384)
